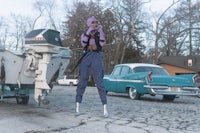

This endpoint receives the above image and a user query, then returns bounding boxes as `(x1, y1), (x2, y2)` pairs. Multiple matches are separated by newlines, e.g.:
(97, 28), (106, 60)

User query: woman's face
(91, 21), (98, 28)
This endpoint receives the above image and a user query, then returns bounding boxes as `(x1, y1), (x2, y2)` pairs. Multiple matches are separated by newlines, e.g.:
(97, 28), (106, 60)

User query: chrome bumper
(144, 85), (199, 96)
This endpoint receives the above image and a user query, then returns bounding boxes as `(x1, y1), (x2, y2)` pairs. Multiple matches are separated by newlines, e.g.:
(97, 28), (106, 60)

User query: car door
(105, 66), (122, 92)
(117, 66), (132, 92)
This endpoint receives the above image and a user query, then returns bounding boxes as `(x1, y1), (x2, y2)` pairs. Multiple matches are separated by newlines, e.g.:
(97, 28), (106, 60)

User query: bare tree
(151, 0), (200, 59)
(32, 0), (59, 30)
(43, 0), (57, 30)
(151, 0), (180, 63)
(9, 14), (31, 50)
(175, 0), (200, 55)
(32, 0), (45, 30)
(159, 16), (187, 56)
(0, 17), (9, 48)
(110, 0), (146, 64)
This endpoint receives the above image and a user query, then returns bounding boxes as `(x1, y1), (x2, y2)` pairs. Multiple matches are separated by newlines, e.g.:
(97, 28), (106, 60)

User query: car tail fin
(147, 72), (153, 82)
(193, 74), (199, 83)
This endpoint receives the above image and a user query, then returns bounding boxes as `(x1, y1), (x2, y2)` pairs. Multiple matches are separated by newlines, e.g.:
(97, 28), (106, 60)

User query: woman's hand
(86, 27), (95, 35)
(97, 25), (102, 30)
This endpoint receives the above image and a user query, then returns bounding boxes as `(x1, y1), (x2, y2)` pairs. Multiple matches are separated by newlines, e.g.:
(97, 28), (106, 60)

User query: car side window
(152, 67), (168, 75)
(112, 66), (121, 76)
(134, 67), (145, 73)
(133, 66), (169, 75)
(121, 66), (131, 75)
(134, 67), (151, 73)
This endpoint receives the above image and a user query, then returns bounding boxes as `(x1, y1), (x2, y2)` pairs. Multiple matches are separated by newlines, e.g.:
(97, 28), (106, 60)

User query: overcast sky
(0, 0), (176, 51)
(0, 0), (175, 18)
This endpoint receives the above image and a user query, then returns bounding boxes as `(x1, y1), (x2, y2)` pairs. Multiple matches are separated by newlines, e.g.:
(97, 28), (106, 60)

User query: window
(121, 66), (131, 75)
(112, 66), (121, 75)
(133, 67), (145, 73)
(188, 59), (192, 66)
(133, 66), (169, 75)
(151, 67), (167, 75)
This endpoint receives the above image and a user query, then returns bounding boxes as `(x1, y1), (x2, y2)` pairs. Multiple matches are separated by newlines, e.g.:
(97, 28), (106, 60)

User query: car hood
(150, 75), (195, 86)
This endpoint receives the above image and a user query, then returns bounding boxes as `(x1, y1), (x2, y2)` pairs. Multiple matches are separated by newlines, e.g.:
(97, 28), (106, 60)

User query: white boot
(75, 102), (80, 116)
(103, 104), (109, 118)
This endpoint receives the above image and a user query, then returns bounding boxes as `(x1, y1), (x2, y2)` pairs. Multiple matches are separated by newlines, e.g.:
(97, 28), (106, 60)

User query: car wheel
(16, 95), (29, 104)
(162, 95), (176, 101)
(128, 87), (140, 100)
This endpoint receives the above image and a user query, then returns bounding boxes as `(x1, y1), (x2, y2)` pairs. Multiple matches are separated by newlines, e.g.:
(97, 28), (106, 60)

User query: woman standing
(75, 16), (108, 118)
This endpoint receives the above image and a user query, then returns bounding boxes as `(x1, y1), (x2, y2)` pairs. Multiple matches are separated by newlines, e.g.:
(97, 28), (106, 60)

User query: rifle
(68, 51), (88, 74)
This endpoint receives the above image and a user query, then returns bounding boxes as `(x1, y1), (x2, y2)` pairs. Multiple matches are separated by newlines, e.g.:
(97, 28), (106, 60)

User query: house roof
(157, 55), (200, 72)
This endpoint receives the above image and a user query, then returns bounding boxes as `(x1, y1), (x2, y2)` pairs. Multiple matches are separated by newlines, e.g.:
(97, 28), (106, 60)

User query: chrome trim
(144, 85), (169, 89)
(182, 86), (199, 90)
(144, 85), (199, 96)
(104, 77), (144, 83)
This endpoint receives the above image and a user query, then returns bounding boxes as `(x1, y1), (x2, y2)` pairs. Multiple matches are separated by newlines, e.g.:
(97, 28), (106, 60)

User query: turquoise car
(103, 63), (199, 101)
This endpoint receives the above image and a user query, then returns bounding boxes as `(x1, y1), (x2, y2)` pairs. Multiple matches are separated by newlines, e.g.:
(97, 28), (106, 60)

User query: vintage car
(103, 63), (199, 101)
(57, 75), (78, 86)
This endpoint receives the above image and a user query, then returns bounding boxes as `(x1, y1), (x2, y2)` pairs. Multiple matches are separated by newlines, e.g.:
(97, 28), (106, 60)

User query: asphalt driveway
(0, 85), (200, 133)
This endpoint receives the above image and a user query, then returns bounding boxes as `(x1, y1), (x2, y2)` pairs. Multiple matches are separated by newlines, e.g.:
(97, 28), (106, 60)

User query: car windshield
(133, 66), (169, 76)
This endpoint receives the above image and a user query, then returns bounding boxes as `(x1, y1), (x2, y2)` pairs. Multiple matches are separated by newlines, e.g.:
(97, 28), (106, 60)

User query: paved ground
(0, 85), (200, 133)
